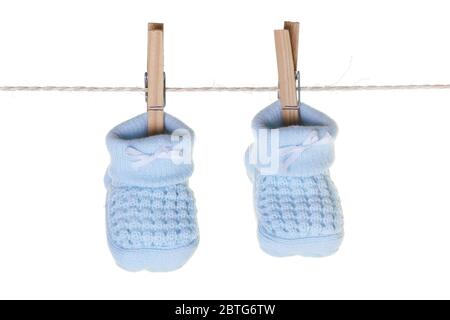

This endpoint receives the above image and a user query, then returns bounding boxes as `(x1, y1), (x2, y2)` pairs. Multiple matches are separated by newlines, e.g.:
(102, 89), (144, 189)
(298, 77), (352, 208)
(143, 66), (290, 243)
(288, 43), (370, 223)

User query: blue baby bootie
(245, 102), (344, 257)
(105, 113), (199, 272)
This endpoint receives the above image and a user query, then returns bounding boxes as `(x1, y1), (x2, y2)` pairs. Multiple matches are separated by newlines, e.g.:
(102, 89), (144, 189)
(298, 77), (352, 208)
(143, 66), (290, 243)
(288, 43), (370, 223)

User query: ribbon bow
(279, 131), (333, 172)
(126, 146), (178, 169)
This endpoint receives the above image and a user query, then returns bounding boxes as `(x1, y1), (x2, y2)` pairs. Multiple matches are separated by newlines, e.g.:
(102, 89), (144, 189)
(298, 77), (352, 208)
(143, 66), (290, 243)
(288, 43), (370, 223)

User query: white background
(0, 0), (450, 300)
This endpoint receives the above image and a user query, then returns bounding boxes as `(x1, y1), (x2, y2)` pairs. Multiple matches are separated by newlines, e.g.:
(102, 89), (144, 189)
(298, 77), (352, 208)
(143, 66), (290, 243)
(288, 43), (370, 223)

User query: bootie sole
(108, 236), (199, 272)
(258, 227), (343, 258)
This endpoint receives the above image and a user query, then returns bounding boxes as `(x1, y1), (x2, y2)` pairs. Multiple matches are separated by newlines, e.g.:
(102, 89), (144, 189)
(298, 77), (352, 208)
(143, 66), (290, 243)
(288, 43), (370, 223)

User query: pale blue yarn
(105, 113), (199, 272)
(245, 101), (344, 257)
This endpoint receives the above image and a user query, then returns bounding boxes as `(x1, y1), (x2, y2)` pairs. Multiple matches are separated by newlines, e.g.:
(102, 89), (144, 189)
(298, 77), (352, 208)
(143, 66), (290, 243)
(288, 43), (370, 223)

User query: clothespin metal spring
(145, 71), (166, 110)
(278, 70), (301, 111)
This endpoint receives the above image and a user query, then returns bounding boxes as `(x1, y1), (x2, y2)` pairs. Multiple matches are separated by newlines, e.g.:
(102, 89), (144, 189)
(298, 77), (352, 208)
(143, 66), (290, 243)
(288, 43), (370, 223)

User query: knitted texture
(105, 112), (199, 272)
(245, 101), (344, 257)
(107, 184), (197, 250)
(256, 174), (342, 240)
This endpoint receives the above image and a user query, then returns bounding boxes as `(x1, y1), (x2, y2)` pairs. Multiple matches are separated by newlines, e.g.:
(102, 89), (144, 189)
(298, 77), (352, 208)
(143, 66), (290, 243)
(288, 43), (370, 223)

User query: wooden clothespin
(274, 21), (301, 126)
(146, 23), (165, 136)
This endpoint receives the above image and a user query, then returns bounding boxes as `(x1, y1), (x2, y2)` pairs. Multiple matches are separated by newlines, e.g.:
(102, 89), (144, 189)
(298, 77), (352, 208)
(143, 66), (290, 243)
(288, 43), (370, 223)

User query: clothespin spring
(145, 71), (166, 109)
(278, 70), (301, 112)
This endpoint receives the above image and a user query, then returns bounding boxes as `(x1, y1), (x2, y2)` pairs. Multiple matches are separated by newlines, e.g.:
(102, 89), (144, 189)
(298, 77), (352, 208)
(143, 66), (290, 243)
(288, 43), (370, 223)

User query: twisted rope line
(0, 84), (450, 92)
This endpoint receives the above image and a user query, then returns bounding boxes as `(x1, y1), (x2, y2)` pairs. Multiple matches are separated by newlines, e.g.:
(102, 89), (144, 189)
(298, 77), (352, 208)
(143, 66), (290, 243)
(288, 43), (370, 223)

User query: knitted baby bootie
(245, 102), (344, 257)
(105, 113), (199, 272)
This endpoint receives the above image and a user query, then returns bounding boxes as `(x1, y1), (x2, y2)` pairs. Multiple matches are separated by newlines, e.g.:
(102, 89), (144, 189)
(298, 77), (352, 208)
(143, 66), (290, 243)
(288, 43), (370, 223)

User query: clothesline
(0, 84), (450, 92)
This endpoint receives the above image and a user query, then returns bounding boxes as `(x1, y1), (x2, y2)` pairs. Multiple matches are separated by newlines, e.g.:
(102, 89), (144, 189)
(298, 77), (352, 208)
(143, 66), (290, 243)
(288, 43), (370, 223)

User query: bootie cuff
(106, 113), (194, 188)
(247, 101), (338, 177)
